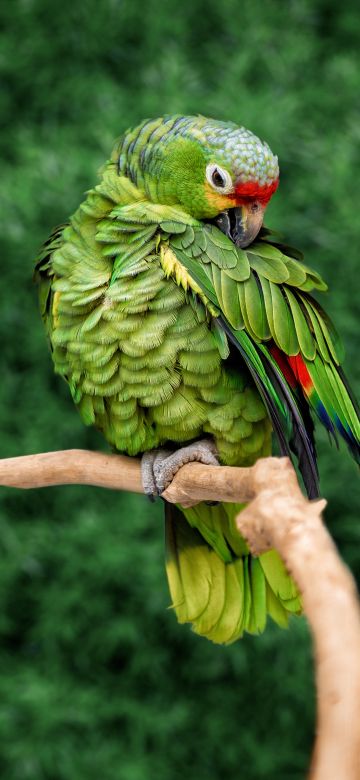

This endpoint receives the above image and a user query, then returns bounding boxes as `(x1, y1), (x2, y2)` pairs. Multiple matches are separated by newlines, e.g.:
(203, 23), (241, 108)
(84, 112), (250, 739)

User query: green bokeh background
(0, 1), (359, 777)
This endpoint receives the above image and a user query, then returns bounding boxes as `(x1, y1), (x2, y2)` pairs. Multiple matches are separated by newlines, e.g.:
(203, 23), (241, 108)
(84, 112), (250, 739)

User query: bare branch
(0, 449), (144, 493)
(236, 458), (360, 780)
(0, 448), (359, 779)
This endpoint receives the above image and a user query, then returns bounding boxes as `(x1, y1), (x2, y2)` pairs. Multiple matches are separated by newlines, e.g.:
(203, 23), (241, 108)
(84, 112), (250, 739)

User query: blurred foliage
(0, 0), (359, 777)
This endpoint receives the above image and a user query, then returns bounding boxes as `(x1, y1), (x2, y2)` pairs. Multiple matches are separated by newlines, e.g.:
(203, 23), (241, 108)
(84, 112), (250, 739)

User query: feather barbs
(234, 179), (279, 206)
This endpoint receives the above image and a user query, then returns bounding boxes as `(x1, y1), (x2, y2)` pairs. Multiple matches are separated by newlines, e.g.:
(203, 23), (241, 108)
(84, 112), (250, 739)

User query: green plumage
(35, 115), (359, 644)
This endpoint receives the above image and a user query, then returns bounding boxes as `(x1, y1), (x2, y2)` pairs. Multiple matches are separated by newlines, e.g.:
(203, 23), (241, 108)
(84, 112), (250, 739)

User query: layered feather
(165, 225), (360, 479)
(165, 503), (301, 644)
(35, 146), (359, 647)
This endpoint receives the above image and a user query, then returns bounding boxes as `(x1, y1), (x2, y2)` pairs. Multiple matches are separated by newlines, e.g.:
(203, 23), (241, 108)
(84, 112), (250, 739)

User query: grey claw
(141, 449), (172, 499)
(141, 439), (219, 497)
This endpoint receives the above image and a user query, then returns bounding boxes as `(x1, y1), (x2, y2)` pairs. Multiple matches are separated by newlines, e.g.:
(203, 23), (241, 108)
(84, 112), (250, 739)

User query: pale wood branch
(1, 448), (359, 779)
(235, 457), (360, 780)
(0, 449), (144, 493)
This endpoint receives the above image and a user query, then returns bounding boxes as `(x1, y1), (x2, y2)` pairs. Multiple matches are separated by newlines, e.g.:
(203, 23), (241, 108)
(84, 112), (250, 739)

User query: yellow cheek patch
(160, 244), (218, 316)
(204, 182), (237, 213)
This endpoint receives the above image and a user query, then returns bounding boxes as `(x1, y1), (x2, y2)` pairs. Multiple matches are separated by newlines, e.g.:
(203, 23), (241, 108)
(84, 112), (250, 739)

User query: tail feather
(165, 502), (301, 645)
(266, 584), (289, 629)
(247, 558), (267, 635)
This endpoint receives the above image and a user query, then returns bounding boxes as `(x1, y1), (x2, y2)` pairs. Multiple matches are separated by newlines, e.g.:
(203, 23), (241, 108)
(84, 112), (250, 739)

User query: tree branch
(0, 449), (144, 492)
(1, 448), (359, 779)
(235, 457), (360, 780)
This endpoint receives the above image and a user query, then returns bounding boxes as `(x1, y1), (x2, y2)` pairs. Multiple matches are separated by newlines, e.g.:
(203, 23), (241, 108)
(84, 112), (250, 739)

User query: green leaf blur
(0, 1), (359, 777)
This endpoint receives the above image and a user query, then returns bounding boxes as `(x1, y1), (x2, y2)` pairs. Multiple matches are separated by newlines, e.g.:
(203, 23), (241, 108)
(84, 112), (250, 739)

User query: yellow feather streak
(52, 290), (62, 328)
(160, 245), (218, 316)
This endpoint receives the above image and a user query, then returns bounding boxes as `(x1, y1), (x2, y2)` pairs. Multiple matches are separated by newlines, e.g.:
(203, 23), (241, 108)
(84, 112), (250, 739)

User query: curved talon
(141, 449), (172, 499)
(141, 439), (219, 499)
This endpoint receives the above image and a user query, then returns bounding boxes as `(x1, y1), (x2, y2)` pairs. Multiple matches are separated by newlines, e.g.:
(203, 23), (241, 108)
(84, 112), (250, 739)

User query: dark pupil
(212, 169), (225, 188)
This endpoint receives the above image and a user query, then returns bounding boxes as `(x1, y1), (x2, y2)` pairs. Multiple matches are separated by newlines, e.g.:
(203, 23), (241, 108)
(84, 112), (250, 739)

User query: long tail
(165, 502), (301, 644)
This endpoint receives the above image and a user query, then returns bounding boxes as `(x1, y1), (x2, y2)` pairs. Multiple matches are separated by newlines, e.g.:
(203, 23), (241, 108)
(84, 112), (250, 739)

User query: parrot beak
(214, 203), (264, 248)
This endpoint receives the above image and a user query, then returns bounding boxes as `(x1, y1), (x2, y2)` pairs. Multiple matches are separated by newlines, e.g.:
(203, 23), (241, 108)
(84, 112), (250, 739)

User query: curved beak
(214, 203), (265, 248)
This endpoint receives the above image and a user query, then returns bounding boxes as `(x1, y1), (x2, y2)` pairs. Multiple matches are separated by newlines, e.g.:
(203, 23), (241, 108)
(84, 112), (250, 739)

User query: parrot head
(116, 115), (279, 248)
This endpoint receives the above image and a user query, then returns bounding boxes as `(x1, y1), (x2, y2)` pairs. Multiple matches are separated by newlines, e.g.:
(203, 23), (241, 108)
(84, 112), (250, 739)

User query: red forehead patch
(233, 179), (279, 206)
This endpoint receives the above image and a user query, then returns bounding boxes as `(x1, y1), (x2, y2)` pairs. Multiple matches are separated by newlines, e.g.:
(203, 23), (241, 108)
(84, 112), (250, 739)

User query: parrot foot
(141, 439), (219, 499)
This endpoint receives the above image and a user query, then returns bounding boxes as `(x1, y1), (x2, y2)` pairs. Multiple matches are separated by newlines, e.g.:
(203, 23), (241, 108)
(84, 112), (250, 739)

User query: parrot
(35, 115), (360, 644)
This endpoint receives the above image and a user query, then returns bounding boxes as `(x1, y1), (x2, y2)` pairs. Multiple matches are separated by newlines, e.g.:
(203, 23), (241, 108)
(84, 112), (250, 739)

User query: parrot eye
(206, 163), (233, 194)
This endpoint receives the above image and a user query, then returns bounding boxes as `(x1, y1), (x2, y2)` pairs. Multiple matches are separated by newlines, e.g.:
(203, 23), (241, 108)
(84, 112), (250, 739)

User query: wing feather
(166, 222), (359, 479)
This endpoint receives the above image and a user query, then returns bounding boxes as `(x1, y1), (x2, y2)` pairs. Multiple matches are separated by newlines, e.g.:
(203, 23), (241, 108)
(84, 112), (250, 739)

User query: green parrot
(35, 115), (360, 644)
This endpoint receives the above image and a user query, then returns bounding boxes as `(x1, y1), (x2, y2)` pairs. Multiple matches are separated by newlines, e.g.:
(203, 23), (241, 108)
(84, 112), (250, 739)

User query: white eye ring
(206, 163), (233, 194)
